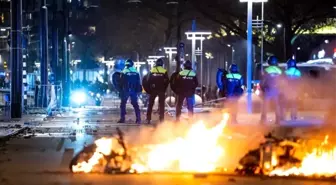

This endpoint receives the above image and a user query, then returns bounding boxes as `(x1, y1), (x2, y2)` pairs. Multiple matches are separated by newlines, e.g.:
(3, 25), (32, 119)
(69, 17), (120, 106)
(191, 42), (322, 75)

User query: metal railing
(25, 84), (63, 115)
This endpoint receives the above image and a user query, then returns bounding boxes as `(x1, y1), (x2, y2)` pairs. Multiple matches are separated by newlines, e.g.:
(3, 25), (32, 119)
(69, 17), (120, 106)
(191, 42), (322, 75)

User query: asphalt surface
(0, 107), (334, 185)
(1, 173), (336, 185)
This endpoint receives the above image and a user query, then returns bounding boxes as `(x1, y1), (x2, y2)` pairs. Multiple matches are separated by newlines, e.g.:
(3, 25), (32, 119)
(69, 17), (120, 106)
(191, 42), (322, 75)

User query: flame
(72, 137), (123, 173)
(131, 113), (230, 173)
(270, 135), (336, 177)
(72, 113), (230, 173)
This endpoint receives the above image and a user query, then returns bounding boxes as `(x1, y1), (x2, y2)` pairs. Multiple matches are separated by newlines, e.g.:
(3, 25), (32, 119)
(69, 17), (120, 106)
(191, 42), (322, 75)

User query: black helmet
(156, 58), (164, 66)
(267, 56), (278, 66)
(125, 59), (134, 67)
(183, 60), (192, 70)
(287, 59), (297, 68)
(229, 64), (239, 73)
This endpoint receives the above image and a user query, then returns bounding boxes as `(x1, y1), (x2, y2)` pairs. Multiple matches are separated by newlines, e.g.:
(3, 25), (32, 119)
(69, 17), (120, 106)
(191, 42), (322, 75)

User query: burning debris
(70, 113), (230, 174)
(70, 128), (132, 173)
(236, 133), (336, 178)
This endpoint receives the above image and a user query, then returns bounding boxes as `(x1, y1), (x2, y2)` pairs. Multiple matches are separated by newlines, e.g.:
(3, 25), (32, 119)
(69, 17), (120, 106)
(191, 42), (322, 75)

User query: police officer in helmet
(175, 60), (198, 122)
(145, 58), (169, 124)
(225, 64), (244, 124)
(260, 56), (283, 124)
(118, 59), (142, 124)
(284, 58), (301, 120)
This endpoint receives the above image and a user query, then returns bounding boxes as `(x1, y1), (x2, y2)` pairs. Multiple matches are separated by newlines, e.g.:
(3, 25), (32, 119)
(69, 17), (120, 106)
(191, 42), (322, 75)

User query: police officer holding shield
(118, 59), (142, 124)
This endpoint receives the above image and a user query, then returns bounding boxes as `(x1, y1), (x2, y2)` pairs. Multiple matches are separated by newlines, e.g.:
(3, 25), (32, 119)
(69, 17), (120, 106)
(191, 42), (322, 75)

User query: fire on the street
(270, 135), (336, 177)
(71, 113), (230, 173)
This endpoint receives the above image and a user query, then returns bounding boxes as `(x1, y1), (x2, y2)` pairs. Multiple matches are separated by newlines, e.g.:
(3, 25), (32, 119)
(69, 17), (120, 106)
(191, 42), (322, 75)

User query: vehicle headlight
(71, 91), (86, 104)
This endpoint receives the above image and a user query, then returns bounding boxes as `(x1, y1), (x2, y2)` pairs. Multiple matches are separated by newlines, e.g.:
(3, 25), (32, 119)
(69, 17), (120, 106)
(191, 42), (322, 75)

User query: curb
(0, 127), (28, 142)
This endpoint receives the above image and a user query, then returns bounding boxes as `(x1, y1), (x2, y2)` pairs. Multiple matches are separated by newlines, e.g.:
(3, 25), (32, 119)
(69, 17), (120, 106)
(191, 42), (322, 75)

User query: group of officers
(113, 58), (198, 124)
(113, 55), (301, 124)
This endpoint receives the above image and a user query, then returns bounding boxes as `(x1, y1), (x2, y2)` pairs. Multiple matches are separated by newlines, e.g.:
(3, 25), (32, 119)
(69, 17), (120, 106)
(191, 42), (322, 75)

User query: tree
(91, 0), (168, 59)
(190, 0), (335, 60)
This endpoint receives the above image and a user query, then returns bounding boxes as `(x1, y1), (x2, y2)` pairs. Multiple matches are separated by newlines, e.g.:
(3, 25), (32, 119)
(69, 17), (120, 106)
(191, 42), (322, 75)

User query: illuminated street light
(185, 31), (211, 69)
(146, 55), (165, 69)
(297, 47), (301, 50)
(163, 47), (177, 75)
(185, 31), (211, 102)
(325, 40), (329, 44)
(239, 0), (268, 113)
(134, 60), (146, 72)
(276, 24), (282, 28)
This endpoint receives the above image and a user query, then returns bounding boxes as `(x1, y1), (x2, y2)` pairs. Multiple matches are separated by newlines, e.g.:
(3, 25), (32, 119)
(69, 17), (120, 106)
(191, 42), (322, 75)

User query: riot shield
(170, 72), (179, 94)
(112, 72), (122, 91)
(216, 68), (228, 97)
(142, 73), (151, 94)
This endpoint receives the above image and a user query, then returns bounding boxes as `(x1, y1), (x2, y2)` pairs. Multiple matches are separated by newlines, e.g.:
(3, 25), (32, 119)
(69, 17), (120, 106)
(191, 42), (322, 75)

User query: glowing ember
(131, 113), (229, 173)
(270, 136), (336, 177)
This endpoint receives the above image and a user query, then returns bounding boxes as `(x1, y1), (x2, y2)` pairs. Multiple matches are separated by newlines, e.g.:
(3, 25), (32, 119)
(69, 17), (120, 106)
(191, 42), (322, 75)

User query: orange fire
(71, 113), (230, 173)
(72, 137), (125, 173)
(130, 113), (229, 173)
(270, 135), (336, 177)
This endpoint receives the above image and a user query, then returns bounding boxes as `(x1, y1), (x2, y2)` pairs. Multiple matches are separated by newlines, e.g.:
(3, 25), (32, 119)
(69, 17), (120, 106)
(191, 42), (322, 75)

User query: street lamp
(185, 31), (211, 102)
(146, 55), (165, 69)
(185, 31), (212, 70)
(239, 0), (268, 113)
(163, 47), (177, 75)
(276, 23), (286, 60)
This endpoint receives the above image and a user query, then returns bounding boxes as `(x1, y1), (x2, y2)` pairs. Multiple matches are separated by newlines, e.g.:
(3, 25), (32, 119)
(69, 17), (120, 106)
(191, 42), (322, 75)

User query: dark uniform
(175, 60), (198, 122)
(118, 59), (142, 124)
(112, 59), (125, 94)
(284, 59), (302, 120)
(260, 56), (283, 124)
(145, 59), (169, 124)
(225, 64), (244, 124)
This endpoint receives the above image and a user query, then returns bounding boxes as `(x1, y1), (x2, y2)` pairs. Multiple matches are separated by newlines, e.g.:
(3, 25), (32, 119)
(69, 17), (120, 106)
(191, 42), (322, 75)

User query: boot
(117, 119), (125, 123)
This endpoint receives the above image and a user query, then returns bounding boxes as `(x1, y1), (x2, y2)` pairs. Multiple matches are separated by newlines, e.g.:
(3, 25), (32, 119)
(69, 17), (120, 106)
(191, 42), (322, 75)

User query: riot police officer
(260, 56), (283, 124)
(145, 58), (169, 124)
(175, 60), (198, 122)
(118, 59), (142, 124)
(225, 64), (244, 124)
(284, 59), (302, 120)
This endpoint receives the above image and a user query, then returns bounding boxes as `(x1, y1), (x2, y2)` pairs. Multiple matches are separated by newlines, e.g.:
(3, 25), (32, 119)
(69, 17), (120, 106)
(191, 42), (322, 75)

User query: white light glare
(240, 0), (268, 2)
(71, 91), (86, 104)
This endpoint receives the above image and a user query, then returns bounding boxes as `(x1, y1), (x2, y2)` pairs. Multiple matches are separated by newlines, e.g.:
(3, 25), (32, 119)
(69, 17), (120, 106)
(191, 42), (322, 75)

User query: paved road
(1, 173), (335, 185)
(0, 107), (334, 185)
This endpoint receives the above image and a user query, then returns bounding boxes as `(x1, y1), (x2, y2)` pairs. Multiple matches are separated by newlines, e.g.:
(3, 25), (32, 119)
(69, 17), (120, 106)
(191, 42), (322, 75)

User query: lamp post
(185, 31), (211, 70)
(239, 0), (268, 114)
(146, 55), (165, 69)
(134, 60), (146, 72)
(277, 24), (286, 60)
(185, 31), (211, 102)
(163, 47), (177, 75)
